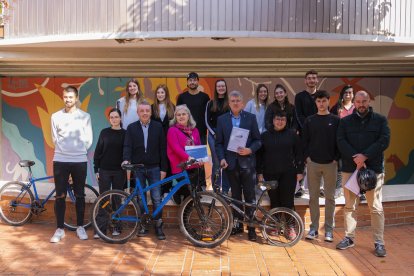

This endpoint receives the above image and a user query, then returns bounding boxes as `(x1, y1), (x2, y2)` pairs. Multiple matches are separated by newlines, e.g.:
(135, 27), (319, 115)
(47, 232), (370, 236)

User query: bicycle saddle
(19, 160), (35, 167)
(121, 163), (145, 170)
(257, 180), (278, 190)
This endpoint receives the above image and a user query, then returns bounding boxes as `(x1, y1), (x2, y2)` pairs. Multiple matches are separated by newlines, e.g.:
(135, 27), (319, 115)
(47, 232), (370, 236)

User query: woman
(167, 105), (202, 204)
(116, 79), (144, 129)
(257, 110), (304, 212)
(93, 108), (126, 237)
(244, 84), (269, 133)
(331, 85), (358, 199)
(265, 84), (296, 131)
(331, 84), (355, 118)
(205, 79), (230, 193)
(151, 84), (175, 194)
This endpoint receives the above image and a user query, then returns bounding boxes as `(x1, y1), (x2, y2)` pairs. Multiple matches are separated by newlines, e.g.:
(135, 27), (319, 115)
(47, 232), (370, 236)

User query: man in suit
(215, 90), (262, 241)
(123, 100), (168, 240)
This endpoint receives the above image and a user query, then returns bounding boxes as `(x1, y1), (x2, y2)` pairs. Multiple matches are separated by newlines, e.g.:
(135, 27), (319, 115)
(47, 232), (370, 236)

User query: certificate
(227, 127), (249, 152)
(344, 170), (360, 195)
(185, 145), (209, 162)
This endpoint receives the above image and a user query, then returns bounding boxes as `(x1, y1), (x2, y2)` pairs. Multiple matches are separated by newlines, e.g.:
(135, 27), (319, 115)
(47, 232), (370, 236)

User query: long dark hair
(274, 84), (290, 107)
(210, 79), (229, 112)
(254, 84), (269, 111)
(152, 84), (175, 120)
(108, 107), (123, 128)
(336, 84), (353, 112)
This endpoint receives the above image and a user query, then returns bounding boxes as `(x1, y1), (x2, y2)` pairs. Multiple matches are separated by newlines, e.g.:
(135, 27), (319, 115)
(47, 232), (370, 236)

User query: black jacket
(294, 90), (317, 131)
(337, 108), (390, 173)
(256, 128), (304, 175)
(123, 120), (168, 172)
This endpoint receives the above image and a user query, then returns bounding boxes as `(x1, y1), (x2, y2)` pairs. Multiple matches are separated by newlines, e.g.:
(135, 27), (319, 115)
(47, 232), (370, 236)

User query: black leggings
(264, 169), (296, 210)
(53, 161), (87, 229)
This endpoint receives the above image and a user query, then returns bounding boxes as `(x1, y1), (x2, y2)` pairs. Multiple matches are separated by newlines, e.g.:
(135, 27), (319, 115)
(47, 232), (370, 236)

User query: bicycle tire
(64, 184), (99, 231)
(91, 189), (141, 244)
(0, 181), (34, 226)
(262, 207), (304, 247)
(178, 191), (233, 248)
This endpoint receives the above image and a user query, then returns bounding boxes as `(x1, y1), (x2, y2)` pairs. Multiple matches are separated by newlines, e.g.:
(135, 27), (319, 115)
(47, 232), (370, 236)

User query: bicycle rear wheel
(64, 184), (99, 231)
(262, 207), (304, 247)
(91, 190), (141, 244)
(0, 181), (34, 226)
(178, 191), (233, 248)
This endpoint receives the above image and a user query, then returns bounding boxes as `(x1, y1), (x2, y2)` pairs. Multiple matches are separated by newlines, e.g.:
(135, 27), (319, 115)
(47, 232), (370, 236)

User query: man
(302, 90), (340, 242)
(50, 86), (93, 243)
(336, 91), (390, 257)
(294, 70), (319, 197)
(123, 100), (168, 240)
(215, 91), (262, 241)
(177, 72), (210, 145)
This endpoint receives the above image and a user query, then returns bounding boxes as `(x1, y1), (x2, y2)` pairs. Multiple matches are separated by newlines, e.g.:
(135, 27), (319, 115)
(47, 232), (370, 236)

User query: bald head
(354, 90), (371, 116)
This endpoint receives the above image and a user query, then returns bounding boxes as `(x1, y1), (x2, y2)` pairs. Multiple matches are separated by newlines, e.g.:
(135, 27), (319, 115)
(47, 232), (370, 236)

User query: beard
(187, 84), (198, 90)
(357, 106), (368, 116)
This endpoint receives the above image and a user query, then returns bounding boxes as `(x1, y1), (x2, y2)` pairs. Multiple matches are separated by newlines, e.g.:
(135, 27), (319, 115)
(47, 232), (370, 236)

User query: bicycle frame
(112, 170), (192, 222)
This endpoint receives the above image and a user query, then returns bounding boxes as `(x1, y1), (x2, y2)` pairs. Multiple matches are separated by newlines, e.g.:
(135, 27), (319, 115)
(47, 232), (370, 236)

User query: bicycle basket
(357, 168), (377, 194)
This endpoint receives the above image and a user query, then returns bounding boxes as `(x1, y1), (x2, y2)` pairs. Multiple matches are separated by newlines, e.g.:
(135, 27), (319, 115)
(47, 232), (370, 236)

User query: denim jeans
(135, 167), (163, 221)
(208, 131), (229, 193)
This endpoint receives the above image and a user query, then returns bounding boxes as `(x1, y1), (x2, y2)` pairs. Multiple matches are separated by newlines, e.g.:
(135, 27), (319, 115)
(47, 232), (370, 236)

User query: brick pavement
(0, 222), (413, 275)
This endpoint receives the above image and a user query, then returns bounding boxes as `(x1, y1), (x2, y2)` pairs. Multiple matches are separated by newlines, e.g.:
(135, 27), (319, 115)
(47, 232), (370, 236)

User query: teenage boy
(50, 86), (93, 243)
(302, 90), (340, 242)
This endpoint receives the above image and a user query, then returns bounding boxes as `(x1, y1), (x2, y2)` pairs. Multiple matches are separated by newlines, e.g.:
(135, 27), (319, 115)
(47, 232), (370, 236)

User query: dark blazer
(215, 111), (262, 170)
(123, 120), (168, 172)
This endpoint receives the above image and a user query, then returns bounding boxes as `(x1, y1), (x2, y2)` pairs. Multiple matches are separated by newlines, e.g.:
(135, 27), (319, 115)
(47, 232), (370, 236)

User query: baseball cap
(187, 72), (199, 80)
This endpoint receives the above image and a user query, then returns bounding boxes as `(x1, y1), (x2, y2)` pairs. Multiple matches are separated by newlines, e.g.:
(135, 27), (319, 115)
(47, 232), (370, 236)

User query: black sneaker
(374, 243), (386, 257)
(248, 227), (257, 241)
(336, 237), (354, 250)
(231, 223), (244, 235)
(359, 194), (366, 202)
(137, 225), (149, 237)
(295, 188), (304, 198)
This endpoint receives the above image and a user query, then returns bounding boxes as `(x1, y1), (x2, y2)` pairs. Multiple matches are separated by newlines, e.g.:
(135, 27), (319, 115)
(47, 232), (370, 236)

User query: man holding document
(336, 91), (390, 257)
(215, 90), (262, 241)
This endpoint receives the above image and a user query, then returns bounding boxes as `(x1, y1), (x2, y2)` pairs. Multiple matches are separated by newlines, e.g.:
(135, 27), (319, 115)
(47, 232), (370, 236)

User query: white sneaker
(112, 229), (120, 236)
(93, 233), (100, 239)
(50, 228), (65, 243)
(76, 226), (88, 240)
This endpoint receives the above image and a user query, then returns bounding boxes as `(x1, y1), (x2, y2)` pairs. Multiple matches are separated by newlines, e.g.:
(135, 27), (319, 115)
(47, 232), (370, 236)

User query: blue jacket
(215, 111), (262, 170)
(337, 108), (390, 173)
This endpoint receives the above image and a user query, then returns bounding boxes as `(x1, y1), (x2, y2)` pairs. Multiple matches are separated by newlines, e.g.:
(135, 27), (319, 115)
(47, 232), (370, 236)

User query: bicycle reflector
(357, 168), (377, 194)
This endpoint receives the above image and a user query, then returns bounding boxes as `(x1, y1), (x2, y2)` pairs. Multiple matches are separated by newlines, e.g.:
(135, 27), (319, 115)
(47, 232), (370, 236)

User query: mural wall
(1, 76), (414, 185)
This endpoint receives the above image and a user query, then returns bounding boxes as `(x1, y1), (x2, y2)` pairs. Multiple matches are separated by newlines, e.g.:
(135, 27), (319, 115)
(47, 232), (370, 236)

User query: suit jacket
(215, 111), (262, 170)
(123, 120), (168, 172)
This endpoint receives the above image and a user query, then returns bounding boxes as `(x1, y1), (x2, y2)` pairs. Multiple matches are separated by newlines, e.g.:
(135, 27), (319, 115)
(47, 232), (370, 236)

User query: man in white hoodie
(50, 86), (93, 243)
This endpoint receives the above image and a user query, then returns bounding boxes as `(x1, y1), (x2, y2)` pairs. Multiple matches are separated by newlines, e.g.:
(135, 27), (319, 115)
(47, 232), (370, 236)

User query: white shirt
(116, 97), (139, 129)
(51, 109), (93, 162)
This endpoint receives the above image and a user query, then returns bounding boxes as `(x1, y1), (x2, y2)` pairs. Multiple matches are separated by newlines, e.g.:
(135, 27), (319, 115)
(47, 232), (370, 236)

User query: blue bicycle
(0, 160), (99, 230)
(91, 160), (233, 247)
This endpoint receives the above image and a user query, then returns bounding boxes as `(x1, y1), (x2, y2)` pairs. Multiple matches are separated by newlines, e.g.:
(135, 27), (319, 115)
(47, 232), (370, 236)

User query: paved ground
(0, 222), (413, 275)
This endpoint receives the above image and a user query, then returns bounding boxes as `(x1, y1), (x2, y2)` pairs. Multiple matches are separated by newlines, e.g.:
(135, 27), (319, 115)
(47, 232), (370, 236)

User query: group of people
(48, 70), (390, 258)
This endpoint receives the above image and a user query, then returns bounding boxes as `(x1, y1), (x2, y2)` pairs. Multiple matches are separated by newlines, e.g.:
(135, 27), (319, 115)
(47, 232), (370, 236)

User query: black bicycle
(181, 169), (304, 246)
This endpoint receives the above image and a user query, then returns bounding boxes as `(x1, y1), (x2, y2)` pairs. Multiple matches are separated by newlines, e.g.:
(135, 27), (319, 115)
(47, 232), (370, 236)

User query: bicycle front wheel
(64, 184), (99, 231)
(91, 190), (141, 244)
(178, 191), (233, 248)
(262, 207), (304, 247)
(0, 181), (34, 226)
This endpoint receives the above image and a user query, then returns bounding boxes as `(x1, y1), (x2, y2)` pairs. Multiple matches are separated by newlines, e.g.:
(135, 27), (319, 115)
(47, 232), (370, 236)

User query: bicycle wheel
(0, 181), (34, 226)
(64, 184), (99, 231)
(262, 207), (304, 247)
(91, 189), (141, 244)
(178, 191), (233, 248)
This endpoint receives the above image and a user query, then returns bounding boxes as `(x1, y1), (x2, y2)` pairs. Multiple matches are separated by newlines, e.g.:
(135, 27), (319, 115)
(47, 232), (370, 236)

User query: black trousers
(226, 161), (256, 221)
(264, 169), (296, 210)
(53, 161), (87, 229)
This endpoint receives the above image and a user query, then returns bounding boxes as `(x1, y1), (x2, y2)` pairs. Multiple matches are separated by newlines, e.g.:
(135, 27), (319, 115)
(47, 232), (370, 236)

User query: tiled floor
(0, 222), (413, 275)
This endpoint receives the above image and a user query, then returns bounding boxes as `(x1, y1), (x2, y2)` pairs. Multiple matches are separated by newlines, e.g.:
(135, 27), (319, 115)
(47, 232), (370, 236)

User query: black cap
(187, 72), (199, 80)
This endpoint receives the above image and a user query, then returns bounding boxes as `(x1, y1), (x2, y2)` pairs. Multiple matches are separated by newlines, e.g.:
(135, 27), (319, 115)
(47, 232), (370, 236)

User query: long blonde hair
(124, 79), (143, 114)
(152, 84), (175, 120)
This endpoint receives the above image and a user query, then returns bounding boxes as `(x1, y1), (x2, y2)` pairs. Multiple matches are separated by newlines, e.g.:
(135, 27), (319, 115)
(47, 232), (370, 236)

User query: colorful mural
(1, 77), (413, 185)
